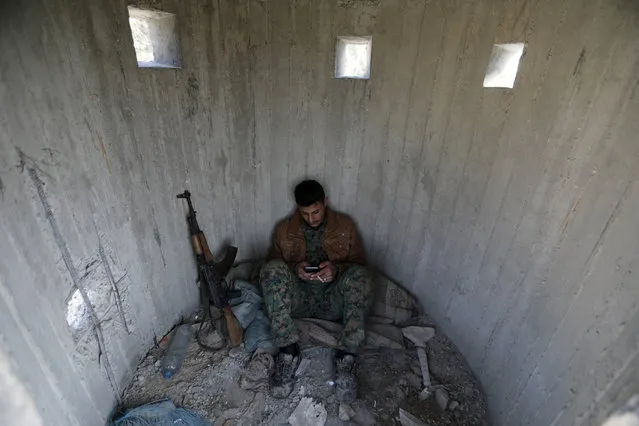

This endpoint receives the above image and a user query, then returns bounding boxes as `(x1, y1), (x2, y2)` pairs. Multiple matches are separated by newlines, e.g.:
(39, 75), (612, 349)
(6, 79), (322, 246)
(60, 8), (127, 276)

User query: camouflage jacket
(267, 207), (366, 269)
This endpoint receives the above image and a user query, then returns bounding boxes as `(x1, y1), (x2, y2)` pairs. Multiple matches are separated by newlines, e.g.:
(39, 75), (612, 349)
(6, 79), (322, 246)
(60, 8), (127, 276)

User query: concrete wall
(1, 0), (638, 425)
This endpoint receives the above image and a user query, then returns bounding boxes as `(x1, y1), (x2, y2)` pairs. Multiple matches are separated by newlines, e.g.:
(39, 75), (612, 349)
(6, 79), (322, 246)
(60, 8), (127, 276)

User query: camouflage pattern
(303, 223), (328, 266)
(260, 259), (373, 354)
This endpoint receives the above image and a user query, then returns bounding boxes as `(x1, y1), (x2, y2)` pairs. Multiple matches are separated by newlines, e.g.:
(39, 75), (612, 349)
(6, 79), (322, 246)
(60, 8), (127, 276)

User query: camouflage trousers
(260, 259), (373, 354)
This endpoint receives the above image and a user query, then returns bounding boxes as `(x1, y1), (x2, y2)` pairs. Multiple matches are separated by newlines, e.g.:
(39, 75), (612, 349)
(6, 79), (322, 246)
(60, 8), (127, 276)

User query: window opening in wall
(483, 43), (525, 88)
(127, 6), (182, 68)
(335, 36), (372, 79)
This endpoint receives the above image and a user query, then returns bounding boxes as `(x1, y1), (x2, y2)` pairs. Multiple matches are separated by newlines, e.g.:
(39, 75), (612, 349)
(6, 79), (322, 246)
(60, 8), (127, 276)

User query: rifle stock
(224, 307), (244, 347)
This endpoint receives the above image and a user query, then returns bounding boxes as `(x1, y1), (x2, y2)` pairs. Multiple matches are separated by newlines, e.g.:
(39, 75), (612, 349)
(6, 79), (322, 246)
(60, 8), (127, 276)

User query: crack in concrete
(98, 239), (131, 335)
(27, 166), (120, 402)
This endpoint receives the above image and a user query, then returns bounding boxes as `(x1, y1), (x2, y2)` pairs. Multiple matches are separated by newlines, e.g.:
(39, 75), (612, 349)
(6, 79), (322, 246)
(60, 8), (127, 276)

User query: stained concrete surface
(1, 0), (639, 425)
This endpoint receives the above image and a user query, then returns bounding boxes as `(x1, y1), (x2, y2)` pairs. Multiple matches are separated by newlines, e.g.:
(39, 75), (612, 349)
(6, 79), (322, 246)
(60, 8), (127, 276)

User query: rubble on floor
(117, 263), (489, 425)
(117, 319), (488, 425)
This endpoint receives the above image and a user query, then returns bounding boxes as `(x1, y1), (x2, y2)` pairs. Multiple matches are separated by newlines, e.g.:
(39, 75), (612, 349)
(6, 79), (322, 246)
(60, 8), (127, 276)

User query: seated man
(260, 180), (373, 402)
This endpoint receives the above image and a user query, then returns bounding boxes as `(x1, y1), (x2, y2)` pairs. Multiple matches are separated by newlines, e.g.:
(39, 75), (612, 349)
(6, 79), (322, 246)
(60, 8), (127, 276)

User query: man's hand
(295, 261), (315, 281)
(312, 261), (338, 283)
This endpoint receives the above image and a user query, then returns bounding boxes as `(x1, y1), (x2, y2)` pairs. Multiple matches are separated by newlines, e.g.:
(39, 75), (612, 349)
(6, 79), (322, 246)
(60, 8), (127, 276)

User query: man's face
(298, 199), (327, 228)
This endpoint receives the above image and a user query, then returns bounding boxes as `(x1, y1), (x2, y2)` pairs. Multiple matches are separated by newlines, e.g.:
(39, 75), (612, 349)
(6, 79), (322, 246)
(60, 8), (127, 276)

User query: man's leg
(330, 264), (373, 354)
(325, 264), (373, 403)
(259, 259), (302, 398)
(260, 259), (300, 349)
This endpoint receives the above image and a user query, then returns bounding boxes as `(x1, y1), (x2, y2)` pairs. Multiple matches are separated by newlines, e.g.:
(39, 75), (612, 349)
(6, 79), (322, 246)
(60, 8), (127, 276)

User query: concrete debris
(365, 323), (405, 349)
(223, 381), (254, 408)
(419, 387), (433, 401)
(295, 319), (339, 347)
(228, 346), (244, 358)
(214, 391), (264, 425)
(339, 403), (356, 421)
(403, 326), (435, 393)
(215, 408), (243, 426)
(406, 372), (422, 389)
(352, 403), (376, 426)
(119, 264), (489, 425)
(186, 308), (204, 323)
(288, 397), (327, 426)
(366, 315), (395, 324)
(295, 358), (311, 377)
(399, 408), (427, 426)
(294, 318), (407, 351)
(370, 274), (416, 324)
(120, 322), (489, 426)
(364, 330), (403, 349)
(401, 326), (435, 347)
(435, 388), (450, 411)
(243, 392), (266, 426)
(369, 323), (405, 345)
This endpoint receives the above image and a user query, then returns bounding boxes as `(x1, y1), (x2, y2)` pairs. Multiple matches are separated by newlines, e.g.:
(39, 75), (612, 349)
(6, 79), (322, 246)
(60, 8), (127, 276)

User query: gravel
(117, 317), (489, 425)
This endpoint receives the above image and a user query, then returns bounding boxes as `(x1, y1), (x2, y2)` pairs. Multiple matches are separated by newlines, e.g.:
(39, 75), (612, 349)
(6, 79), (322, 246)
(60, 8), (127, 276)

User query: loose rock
(224, 381), (254, 408)
(406, 372), (422, 389)
(215, 408), (243, 426)
(241, 392), (266, 425)
(295, 358), (311, 377)
(228, 346), (244, 358)
(435, 388), (450, 411)
(352, 403), (376, 426)
(449, 400), (460, 411)
(399, 408), (427, 426)
(288, 397), (327, 426)
(418, 387), (433, 401)
(339, 403), (356, 421)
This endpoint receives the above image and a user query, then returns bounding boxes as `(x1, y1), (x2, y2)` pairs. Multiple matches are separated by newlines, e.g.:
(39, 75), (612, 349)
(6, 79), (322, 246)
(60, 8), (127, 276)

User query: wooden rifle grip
(191, 234), (203, 255)
(198, 233), (215, 263)
(224, 307), (244, 347)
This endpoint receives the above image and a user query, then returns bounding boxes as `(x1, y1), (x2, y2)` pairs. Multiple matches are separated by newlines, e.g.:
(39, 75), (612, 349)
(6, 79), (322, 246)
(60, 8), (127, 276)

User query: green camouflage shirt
(303, 222), (328, 266)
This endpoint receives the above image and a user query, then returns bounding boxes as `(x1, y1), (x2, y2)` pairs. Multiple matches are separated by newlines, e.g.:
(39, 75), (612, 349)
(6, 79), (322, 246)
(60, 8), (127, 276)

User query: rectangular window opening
(483, 43), (525, 89)
(127, 7), (182, 69)
(335, 36), (372, 79)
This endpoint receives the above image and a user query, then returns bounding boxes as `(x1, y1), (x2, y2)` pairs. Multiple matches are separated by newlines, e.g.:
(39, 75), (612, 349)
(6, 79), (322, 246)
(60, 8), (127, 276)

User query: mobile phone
(304, 265), (321, 272)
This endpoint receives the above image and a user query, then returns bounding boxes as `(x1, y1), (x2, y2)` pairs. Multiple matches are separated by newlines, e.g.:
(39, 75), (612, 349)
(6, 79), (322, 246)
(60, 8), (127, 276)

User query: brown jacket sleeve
(266, 220), (300, 272)
(267, 222), (284, 260)
(346, 220), (366, 265)
(334, 217), (366, 276)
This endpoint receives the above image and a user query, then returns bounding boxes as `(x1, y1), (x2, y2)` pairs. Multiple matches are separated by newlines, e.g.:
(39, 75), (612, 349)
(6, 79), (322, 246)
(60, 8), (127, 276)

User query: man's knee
(340, 264), (373, 294)
(260, 259), (293, 292)
(337, 264), (374, 317)
(262, 259), (289, 274)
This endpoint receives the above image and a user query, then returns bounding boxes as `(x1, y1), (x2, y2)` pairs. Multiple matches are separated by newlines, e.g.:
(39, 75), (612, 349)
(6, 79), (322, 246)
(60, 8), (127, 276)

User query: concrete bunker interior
(1, 0), (639, 425)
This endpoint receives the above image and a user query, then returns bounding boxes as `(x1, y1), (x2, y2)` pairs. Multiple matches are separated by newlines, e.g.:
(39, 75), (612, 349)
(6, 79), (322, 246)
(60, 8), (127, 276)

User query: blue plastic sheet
(111, 399), (209, 426)
(229, 279), (276, 354)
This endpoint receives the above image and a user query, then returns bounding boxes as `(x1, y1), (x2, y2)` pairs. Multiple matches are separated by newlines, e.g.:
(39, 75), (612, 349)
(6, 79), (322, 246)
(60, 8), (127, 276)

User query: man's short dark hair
(294, 180), (325, 207)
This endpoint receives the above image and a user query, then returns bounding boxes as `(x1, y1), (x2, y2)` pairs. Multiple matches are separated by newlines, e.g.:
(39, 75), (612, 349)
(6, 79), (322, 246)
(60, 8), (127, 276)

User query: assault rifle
(177, 190), (243, 348)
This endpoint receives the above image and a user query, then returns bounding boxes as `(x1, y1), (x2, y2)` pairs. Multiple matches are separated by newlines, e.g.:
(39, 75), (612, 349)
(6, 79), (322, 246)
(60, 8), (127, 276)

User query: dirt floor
(117, 317), (490, 426)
